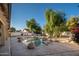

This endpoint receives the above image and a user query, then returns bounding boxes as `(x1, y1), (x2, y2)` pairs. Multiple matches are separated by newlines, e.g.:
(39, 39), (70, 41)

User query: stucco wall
(0, 4), (10, 45)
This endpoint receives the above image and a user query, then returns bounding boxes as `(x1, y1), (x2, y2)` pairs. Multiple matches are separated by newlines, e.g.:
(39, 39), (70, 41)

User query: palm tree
(44, 9), (65, 38)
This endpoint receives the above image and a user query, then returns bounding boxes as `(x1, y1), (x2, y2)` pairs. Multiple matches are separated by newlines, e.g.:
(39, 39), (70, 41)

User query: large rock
(27, 42), (35, 49)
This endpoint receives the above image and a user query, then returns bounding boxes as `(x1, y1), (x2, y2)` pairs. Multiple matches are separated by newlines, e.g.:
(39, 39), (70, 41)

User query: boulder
(27, 42), (35, 49)
(17, 37), (22, 42)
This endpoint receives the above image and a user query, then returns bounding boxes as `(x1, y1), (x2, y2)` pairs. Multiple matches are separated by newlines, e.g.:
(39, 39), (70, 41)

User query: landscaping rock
(17, 37), (22, 42)
(27, 42), (35, 49)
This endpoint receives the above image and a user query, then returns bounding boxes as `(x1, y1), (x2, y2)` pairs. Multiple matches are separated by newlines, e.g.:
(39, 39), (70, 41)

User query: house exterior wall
(0, 4), (11, 46)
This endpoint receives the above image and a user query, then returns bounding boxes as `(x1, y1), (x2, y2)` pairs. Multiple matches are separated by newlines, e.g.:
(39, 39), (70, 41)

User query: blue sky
(11, 3), (79, 30)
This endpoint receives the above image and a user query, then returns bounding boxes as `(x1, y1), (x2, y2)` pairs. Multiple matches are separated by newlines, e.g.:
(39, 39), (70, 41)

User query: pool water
(22, 37), (46, 47)
(34, 38), (45, 47)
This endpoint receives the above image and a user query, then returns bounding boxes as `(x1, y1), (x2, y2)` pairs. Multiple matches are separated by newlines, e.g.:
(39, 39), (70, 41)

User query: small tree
(10, 27), (16, 32)
(66, 16), (79, 44)
(66, 16), (79, 31)
(26, 18), (42, 34)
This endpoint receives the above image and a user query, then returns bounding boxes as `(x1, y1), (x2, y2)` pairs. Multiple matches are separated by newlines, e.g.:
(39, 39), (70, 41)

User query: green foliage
(44, 9), (66, 38)
(59, 23), (68, 32)
(26, 18), (42, 34)
(66, 16), (79, 44)
(66, 16), (79, 30)
(10, 27), (16, 32)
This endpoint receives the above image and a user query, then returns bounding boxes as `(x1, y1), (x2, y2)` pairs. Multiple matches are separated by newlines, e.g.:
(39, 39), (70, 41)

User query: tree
(26, 18), (42, 34)
(66, 16), (79, 44)
(44, 9), (65, 38)
(10, 27), (16, 32)
(66, 16), (79, 31)
(26, 18), (36, 32)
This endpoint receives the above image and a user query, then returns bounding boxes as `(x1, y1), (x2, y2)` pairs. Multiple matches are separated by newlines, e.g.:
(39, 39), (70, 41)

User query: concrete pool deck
(10, 36), (79, 56)
(1, 35), (79, 56)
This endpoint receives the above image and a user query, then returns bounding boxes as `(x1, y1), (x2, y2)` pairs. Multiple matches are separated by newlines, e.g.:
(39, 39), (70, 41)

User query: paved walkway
(10, 37), (79, 56)
(0, 37), (11, 56)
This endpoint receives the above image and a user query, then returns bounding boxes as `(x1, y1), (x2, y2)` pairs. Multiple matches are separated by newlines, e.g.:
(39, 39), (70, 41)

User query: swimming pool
(22, 37), (47, 47)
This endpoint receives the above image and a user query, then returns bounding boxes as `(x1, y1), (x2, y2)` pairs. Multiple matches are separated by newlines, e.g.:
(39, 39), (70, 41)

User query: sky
(11, 3), (79, 30)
